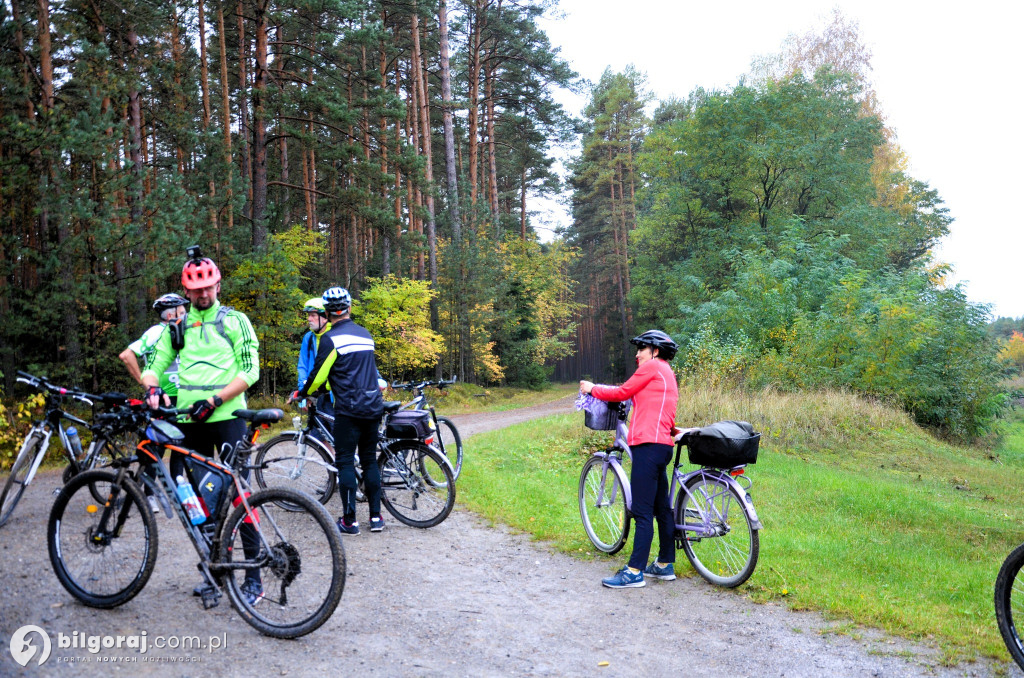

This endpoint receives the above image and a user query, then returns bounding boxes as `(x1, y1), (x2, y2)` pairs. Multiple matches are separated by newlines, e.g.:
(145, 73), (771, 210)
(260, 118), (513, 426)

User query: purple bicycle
(577, 398), (762, 588)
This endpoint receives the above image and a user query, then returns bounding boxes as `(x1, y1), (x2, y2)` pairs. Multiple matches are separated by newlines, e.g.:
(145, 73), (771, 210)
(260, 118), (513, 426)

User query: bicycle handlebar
(390, 376), (458, 391)
(16, 370), (96, 406)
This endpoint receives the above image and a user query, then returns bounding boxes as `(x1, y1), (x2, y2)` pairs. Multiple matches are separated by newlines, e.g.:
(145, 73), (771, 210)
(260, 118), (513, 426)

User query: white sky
(536, 1), (1024, 319)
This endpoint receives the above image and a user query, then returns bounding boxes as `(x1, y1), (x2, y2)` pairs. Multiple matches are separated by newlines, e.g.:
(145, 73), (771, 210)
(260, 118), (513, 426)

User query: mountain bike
(47, 404), (345, 639)
(0, 371), (131, 527)
(578, 400), (762, 588)
(390, 377), (463, 480)
(996, 541), (1024, 671)
(253, 399), (456, 527)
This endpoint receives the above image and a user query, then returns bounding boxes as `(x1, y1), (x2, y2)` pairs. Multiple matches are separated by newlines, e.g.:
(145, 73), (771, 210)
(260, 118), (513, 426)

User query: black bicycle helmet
(153, 293), (189, 315)
(322, 286), (352, 312)
(630, 329), (678, 361)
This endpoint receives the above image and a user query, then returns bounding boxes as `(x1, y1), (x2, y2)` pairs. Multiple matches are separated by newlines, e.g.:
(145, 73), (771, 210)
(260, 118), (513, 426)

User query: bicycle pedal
(200, 588), (221, 610)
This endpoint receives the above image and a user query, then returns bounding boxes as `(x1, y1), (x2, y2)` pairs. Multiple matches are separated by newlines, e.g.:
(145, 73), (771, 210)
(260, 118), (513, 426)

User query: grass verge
(458, 384), (1024, 667)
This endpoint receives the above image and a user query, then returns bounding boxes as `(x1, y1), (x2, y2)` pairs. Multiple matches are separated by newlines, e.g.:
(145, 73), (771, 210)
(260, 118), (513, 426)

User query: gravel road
(0, 396), (1011, 677)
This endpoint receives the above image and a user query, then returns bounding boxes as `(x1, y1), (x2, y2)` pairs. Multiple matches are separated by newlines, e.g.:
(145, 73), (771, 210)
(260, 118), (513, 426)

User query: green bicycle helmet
(302, 298), (327, 317)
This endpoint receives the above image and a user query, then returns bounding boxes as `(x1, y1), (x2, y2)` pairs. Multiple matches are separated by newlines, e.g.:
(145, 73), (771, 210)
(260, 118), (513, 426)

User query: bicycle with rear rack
(996, 540), (1024, 671)
(389, 377), (463, 481)
(0, 371), (136, 527)
(577, 398), (762, 588)
(253, 398), (455, 527)
(47, 403), (345, 638)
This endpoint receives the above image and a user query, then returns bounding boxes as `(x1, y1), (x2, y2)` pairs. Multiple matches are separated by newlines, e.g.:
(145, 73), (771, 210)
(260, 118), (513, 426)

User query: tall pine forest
(0, 6), (1006, 438)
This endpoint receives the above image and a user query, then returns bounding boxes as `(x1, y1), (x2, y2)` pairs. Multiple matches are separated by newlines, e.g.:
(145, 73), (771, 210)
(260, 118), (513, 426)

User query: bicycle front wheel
(578, 455), (630, 554)
(254, 432), (337, 509)
(996, 541), (1024, 671)
(218, 487), (345, 639)
(0, 432), (44, 528)
(676, 473), (759, 588)
(378, 442), (455, 528)
(48, 469), (158, 607)
(434, 416), (463, 481)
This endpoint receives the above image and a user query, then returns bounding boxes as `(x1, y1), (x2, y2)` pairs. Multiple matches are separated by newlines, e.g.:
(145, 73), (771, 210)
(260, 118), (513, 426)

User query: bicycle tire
(434, 416), (463, 481)
(676, 473), (759, 588)
(578, 455), (630, 554)
(48, 469), (158, 608)
(254, 432), (337, 510)
(378, 441), (455, 528)
(0, 432), (43, 528)
(218, 487), (345, 639)
(996, 541), (1024, 671)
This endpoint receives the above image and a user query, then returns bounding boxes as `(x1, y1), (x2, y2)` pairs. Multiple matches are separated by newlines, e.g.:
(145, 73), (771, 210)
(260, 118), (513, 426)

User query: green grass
(458, 386), (1024, 667)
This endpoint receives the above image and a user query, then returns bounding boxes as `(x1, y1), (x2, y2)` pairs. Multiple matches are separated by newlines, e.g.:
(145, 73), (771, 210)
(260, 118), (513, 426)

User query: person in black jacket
(297, 286), (386, 535)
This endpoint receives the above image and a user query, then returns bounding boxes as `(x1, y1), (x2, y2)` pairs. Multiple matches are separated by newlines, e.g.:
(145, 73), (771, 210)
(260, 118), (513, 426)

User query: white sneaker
(147, 496), (161, 514)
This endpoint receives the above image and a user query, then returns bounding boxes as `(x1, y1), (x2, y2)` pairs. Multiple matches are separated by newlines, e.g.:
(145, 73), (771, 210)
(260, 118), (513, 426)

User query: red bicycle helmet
(181, 256), (221, 289)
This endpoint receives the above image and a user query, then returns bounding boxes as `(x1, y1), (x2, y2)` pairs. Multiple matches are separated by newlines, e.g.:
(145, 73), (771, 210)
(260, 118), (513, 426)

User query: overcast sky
(536, 1), (1024, 319)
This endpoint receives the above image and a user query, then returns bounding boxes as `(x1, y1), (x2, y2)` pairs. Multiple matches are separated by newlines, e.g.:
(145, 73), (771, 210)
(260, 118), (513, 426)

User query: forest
(0, 2), (1012, 438)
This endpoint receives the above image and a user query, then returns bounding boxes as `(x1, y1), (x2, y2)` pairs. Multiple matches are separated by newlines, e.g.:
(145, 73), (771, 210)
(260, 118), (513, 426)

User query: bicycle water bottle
(175, 475), (206, 525)
(66, 427), (84, 460)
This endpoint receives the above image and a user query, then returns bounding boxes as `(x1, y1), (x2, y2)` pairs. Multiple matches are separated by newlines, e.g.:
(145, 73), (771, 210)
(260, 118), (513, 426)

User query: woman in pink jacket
(580, 330), (679, 588)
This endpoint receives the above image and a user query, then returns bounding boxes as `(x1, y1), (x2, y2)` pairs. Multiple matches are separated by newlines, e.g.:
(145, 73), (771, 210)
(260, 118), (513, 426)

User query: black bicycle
(254, 399), (455, 528)
(390, 377), (463, 480)
(47, 404), (345, 638)
(996, 541), (1024, 671)
(1, 371), (133, 527)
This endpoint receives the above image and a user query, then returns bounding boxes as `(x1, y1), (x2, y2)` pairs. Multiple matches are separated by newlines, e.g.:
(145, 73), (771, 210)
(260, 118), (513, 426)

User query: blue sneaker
(643, 561), (676, 581)
(602, 566), (645, 588)
(369, 515), (385, 532)
(336, 517), (360, 535)
(241, 580), (264, 607)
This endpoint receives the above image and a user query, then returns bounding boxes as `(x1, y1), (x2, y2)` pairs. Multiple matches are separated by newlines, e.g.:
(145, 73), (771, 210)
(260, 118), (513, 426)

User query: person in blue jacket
(289, 298), (334, 429)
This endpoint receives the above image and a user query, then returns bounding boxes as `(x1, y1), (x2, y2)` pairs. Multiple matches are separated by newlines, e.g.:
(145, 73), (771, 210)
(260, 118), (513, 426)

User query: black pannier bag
(385, 410), (433, 440)
(582, 397), (631, 431)
(684, 420), (760, 467)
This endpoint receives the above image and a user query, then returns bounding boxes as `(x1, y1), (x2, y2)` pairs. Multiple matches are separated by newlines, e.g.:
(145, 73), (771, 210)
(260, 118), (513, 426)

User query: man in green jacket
(142, 246), (262, 604)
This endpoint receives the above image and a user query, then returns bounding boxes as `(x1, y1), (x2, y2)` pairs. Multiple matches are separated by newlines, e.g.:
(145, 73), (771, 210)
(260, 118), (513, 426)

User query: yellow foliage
(998, 332), (1024, 373)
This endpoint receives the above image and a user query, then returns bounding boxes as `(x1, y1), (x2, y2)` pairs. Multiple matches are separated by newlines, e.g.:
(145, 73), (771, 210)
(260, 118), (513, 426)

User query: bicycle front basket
(384, 410), (434, 440)
(684, 420), (760, 467)
(580, 396), (630, 431)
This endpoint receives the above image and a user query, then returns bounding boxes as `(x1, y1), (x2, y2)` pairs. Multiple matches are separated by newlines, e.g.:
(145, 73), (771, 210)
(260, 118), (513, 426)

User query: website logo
(10, 625), (52, 667)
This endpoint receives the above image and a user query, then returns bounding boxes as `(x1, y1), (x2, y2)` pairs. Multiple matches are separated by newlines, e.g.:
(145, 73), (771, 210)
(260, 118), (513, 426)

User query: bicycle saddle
(231, 409), (284, 425)
(383, 401), (402, 413)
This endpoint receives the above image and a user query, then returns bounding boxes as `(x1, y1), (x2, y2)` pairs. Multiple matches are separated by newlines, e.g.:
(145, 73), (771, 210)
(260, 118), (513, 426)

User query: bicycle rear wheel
(254, 432), (337, 509)
(578, 455), (630, 554)
(0, 432), (43, 528)
(434, 416), (463, 481)
(676, 473), (759, 588)
(48, 470), (158, 607)
(378, 442), (455, 528)
(996, 541), (1024, 671)
(218, 487), (345, 639)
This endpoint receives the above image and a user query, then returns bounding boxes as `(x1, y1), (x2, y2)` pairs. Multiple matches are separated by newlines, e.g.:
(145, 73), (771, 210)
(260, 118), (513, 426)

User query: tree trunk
(438, 0), (461, 241)
(218, 4), (233, 247)
(251, 0), (269, 249)
(237, 0), (251, 223)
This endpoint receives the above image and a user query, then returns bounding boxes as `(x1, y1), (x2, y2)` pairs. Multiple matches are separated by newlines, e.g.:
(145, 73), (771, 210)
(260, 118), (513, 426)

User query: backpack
(173, 306), (235, 350)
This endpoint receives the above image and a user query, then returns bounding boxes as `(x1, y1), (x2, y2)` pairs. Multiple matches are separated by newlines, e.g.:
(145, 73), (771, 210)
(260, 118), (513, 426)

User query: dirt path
(0, 396), (1007, 677)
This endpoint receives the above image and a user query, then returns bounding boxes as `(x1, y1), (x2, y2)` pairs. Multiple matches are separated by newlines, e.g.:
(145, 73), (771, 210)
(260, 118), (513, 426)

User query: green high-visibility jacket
(142, 301), (260, 423)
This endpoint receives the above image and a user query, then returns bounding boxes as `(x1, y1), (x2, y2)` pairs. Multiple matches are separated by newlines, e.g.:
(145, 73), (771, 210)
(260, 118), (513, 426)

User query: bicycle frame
(588, 412), (762, 536)
(97, 425), (272, 599)
(18, 396), (91, 489)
